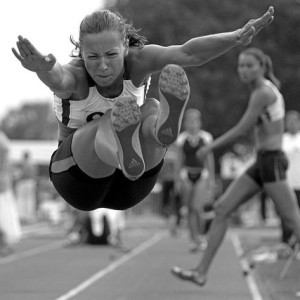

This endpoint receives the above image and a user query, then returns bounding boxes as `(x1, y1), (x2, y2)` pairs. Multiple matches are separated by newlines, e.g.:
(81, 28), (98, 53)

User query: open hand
(12, 35), (56, 72)
(238, 6), (274, 46)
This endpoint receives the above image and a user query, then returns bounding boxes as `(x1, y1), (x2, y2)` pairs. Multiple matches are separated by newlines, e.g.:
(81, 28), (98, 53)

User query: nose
(98, 57), (108, 71)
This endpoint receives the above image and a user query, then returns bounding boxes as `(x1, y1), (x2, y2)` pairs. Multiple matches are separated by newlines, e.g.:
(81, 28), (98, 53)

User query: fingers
(16, 35), (33, 58)
(22, 37), (38, 56)
(11, 47), (23, 62)
(253, 6), (275, 32)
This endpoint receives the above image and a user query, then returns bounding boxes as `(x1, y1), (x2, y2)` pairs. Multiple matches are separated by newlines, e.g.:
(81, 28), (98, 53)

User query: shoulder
(251, 82), (276, 106)
(176, 132), (188, 146)
(127, 44), (165, 76)
(55, 58), (90, 99)
(200, 130), (213, 143)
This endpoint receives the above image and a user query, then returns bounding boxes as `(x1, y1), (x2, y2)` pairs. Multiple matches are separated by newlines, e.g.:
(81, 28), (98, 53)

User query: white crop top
(258, 80), (285, 124)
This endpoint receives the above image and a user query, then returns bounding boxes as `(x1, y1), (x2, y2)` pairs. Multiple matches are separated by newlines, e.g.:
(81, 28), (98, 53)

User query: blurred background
(1, 0), (299, 232)
(1, 3), (300, 298)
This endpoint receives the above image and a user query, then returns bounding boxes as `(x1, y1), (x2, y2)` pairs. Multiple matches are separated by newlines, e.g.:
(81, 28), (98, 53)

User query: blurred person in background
(158, 144), (183, 235)
(12, 7), (274, 213)
(15, 151), (37, 223)
(67, 207), (126, 249)
(281, 110), (300, 246)
(0, 129), (22, 256)
(176, 108), (215, 252)
(172, 48), (300, 286)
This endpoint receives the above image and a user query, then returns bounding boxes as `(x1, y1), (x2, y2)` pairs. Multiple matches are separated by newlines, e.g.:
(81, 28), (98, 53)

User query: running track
(0, 216), (262, 300)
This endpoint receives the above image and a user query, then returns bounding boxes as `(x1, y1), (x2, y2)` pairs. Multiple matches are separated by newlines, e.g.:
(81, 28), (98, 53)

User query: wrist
(233, 29), (242, 45)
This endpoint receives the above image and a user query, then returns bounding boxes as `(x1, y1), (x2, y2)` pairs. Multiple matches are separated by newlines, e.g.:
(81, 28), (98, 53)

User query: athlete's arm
(135, 7), (274, 76)
(12, 36), (82, 99)
(204, 87), (275, 152)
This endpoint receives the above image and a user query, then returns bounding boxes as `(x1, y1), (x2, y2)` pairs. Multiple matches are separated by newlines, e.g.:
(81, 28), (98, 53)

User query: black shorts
(187, 170), (202, 184)
(49, 133), (163, 211)
(245, 150), (288, 186)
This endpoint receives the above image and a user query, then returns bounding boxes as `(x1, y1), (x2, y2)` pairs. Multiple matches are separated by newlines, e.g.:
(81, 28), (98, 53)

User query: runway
(0, 215), (261, 300)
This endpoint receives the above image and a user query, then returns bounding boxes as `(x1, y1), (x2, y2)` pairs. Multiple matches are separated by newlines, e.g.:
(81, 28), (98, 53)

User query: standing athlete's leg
(265, 182), (300, 244)
(172, 174), (260, 286)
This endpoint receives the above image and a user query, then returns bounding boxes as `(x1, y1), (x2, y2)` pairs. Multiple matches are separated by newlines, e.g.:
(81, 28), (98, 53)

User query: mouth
(97, 74), (111, 79)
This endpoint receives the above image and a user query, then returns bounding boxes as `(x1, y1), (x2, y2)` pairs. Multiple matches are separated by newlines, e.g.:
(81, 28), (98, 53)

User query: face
(237, 53), (263, 84)
(184, 113), (201, 132)
(81, 30), (128, 87)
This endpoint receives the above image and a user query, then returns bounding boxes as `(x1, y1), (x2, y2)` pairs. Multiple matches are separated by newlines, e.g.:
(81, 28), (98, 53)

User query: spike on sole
(155, 64), (190, 147)
(111, 97), (145, 180)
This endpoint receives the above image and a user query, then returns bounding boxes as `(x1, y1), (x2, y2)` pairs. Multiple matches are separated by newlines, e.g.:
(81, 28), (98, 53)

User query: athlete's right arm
(12, 36), (80, 98)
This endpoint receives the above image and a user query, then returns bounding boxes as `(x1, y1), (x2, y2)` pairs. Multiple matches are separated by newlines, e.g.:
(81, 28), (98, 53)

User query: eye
(108, 52), (118, 57)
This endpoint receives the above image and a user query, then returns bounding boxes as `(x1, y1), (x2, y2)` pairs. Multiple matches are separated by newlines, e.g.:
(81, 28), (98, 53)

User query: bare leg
(187, 182), (202, 250)
(195, 175), (259, 276)
(172, 174), (260, 285)
(265, 181), (300, 244)
(72, 112), (117, 178)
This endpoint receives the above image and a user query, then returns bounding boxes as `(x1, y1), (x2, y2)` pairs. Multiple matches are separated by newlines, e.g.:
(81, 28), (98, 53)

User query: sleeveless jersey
(176, 130), (213, 168)
(53, 78), (150, 141)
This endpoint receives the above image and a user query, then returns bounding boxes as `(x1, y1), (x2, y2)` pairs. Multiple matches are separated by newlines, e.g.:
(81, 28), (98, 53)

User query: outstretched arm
(198, 88), (271, 158)
(138, 7), (274, 74)
(12, 36), (81, 99)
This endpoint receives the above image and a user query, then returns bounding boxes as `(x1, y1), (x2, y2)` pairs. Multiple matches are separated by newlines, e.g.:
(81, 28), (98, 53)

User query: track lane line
(230, 231), (263, 300)
(55, 231), (166, 300)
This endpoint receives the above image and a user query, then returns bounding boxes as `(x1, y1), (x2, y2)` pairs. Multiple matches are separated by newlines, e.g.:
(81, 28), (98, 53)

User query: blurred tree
(2, 102), (57, 140)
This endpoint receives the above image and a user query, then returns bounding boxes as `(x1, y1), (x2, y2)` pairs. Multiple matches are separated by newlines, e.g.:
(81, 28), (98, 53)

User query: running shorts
(245, 150), (288, 186)
(49, 132), (163, 211)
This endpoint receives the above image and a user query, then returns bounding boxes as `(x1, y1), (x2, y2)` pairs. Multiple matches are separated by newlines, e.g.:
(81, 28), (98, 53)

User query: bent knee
(140, 98), (160, 118)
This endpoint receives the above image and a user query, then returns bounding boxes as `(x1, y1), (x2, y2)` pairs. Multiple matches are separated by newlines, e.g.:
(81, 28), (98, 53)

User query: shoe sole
(111, 97), (145, 180)
(156, 64), (190, 146)
(171, 266), (206, 287)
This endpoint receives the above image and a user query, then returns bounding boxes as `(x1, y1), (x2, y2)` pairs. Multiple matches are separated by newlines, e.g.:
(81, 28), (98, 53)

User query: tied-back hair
(241, 47), (281, 89)
(70, 9), (148, 57)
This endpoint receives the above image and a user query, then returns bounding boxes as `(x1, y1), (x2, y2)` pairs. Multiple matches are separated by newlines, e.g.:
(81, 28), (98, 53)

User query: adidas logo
(128, 158), (140, 169)
(161, 127), (173, 137)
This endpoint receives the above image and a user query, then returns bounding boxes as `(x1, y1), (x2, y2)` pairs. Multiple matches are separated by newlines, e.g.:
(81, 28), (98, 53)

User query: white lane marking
(0, 240), (66, 265)
(230, 231), (263, 300)
(55, 231), (166, 300)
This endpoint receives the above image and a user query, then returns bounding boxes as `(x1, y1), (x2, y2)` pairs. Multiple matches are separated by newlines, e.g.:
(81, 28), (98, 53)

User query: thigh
(215, 174), (260, 216)
(50, 169), (115, 211)
(264, 182), (299, 220)
(101, 160), (163, 210)
(73, 115), (117, 176)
